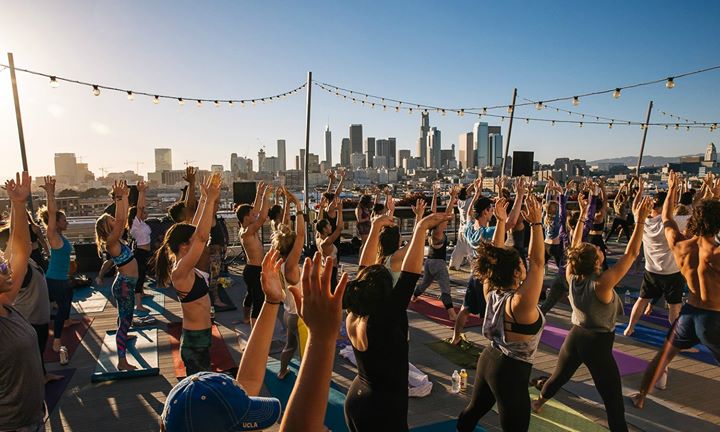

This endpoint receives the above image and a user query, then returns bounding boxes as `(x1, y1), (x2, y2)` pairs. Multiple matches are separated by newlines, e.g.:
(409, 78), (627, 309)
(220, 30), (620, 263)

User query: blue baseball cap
(162, 372), (281, 432)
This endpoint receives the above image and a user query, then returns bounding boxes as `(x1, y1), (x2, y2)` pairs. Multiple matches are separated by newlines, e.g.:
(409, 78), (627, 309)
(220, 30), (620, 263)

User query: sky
(1, 0), (719, 178)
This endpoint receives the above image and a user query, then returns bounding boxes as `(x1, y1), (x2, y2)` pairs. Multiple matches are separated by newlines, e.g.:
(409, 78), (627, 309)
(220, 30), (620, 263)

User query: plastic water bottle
(624, 289), (631, 305)
(460, 369), (468, 392)
(210, 306), (216, 320)
(451, 370), (461, 393)
(59, 346), (69, 365)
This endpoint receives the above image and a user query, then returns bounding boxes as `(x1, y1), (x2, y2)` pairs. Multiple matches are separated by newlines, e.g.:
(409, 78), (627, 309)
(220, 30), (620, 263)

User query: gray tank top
(483, 290), (545, 364)
(569, 276), (623, 333)
(13, 259), (51, 326)
(383, 255), (401, 286)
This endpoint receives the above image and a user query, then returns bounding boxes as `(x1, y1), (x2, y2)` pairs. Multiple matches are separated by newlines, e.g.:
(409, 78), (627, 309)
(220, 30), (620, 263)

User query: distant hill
(588, 154), (703, 167)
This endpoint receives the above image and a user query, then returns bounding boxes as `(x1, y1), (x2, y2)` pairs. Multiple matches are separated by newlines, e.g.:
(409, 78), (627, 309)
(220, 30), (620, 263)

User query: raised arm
(0, 172), (33, 304)
(663, 171), (685, 248)
(136, 180), (147, 215)
(431, 184), (439, 214)
(506, 177), (526, 230)
(358, 214), (393, 268)
(281, 187), (292, 226)
(285, 192), (305, 285)
(245, 185), (272, 234)
(572, 191), (590, 249)
(511, 194), (545, 319)
(39, 176), (61, 248)
(385, 193), (395, 218)
(492, 198), (508, 247)
(325, 170), (335, 194)
(183, 166), (198, 214)
(402, 212), (452, 274)
(325, 197), (344, 244)
(333, 168), (346, 196)
(107, 181), (130, 248)
(250, 181), (266, 216)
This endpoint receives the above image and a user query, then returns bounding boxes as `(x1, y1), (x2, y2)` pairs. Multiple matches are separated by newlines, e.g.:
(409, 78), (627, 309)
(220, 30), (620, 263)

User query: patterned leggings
(112, 274), (137, 358)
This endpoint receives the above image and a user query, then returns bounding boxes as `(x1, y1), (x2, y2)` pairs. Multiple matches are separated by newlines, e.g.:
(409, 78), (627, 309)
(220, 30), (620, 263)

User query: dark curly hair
(566, 243), (600, 278)
(343, 264), (394, 316)
(472, 242), (522, 290)
(687, 199), (720, 237)
(376, 225), (400, 264)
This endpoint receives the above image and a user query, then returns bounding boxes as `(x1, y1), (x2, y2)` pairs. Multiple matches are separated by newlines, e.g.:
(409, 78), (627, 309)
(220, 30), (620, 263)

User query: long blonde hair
(94, 213), (113, 257)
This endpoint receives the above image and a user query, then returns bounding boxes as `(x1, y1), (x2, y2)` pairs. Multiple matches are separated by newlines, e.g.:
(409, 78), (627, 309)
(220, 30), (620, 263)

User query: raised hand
(633, 196), (653, 221)
(112, 180), (128, 198)
(522, 194), (542, 224)
(4, 172), (32, 202)
(411, 198), (427, 218)
(260, 249), (285, 304)
(576, 190), (589, 214)
(386, 196), (395, 214)
(667, 171), (679, 191)
(183, 166), (197, 184)
(418, 212), (453, 231)
(136, 180), (148, 192)
(494, 197), (509, 221)
(338, 168), (346, 180)
(40, 176), (56, 195)
(371, 214), (395, 228)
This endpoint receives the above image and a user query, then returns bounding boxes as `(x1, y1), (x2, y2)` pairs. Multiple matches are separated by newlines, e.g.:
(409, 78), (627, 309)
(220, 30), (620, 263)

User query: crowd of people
(1, 166), (719, 432)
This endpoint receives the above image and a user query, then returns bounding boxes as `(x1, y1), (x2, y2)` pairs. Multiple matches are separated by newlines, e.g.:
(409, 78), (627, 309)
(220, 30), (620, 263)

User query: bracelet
(265, 300), (283, 305)
(530, 222), (542, 227)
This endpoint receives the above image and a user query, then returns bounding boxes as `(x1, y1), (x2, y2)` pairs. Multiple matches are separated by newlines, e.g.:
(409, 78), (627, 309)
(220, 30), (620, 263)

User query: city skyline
(1, 1), (719, 177)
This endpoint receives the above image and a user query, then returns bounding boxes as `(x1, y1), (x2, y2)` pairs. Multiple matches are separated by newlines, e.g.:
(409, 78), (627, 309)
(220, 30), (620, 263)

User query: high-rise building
(473, 122), (490, 168)
(441, 148), (455, 168)
(350, 124), (363, 154)
(490, 133), (504, 167)
(706, 142), (717, 162)
(365, 137), (376, 168)
(154, 148), (172, 172)
(258, 149), (267, 172)
(417, 112), (430, 167)
(211, 164), (224, 173)
(296, 149), (306, 172)
(388, 137), (397, 168)
(398, 150), (411, 168)
(325, 125), (332, 165)
(373, 155), (387, 168)
(375, 139), (387, 159)
(277, 139), (286, 171)
(341, 138), (351, 167)
(458, 132), (474, 170)
(427, 128), (441, 169)
(351, 153), (366, 169)
(308, 153), (320, 173)
(54, 153), (78, 185)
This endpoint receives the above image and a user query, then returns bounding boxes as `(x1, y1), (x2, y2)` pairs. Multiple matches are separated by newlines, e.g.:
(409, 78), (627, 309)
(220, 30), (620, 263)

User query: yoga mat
(425, 340), (483, 369)
(564, 380), (720, 432)
(411, 420), (485, 431)
(409, 296), (482, 328)
(615, 323), (718, 365)
(506, 387), (607, 431)
(540, 325), (648, 376)
(167, 323), (236, 379)
(214, 287), (237, 312)
(622, 303), (670, 328)
(265, 358), (348, 432)
(91, 328), (160, 382)
(44, 368), (76, 414)
(71, 285), (110, 314)
(43, 317), (95, 363)
(134, 289), (165, 316)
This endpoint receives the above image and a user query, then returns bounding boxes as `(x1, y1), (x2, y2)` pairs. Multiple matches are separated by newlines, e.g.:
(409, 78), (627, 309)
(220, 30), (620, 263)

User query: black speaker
(128, 185), (139, 207)
(512, 151), (534, 177)
(233, 182), (257, 205)
(73, 243), (103, 273)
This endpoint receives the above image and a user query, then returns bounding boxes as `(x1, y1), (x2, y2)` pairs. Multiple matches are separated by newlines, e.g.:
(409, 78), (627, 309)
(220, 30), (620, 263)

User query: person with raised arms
(315, 196), (344, 293)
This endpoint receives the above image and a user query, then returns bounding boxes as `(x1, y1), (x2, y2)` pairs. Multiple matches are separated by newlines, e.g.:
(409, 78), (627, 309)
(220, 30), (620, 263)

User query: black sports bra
(505, 298), (544, 335)
(178, 272), (209, 303)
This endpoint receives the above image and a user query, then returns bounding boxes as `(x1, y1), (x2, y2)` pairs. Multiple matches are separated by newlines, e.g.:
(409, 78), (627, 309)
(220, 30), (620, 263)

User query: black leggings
(242, 264), (264, 318)
(345, 377), (408, 431)
(133, 248), (151, 294)
(540, 326), (628, 432)
(606, 217), (631, 242)
(31, 323), (49, 375)
(457, 347), (532, 432)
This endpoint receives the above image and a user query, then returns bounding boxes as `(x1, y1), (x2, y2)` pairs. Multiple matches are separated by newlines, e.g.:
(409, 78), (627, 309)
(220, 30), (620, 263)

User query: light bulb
(686, 126), (690, 132)
(214, 100), (220, 107)
(613, 88), (621, 99)
(240, 101), (245, 107)
(228, 101), (234, 107)
(675, 124), (679, 130)
(370, 103), (375, 109)
(178, 98), (185, 105)
(335, 92), (339, 96)
(352, 98), (356, 103)
(536, 101), (543, 110)
(49, 76), (59, 88)
(408, 108), (413, 114)
(459, 109), (464, 117)
(556, 108), (560, 112)
(482, 107), (488, 115)
(640, 123), (645, 130)
(153, 95), (160, 104)
(572, 96), (579, 106)
(92, 85), (101, 96)
(197, 100), (203, 107)
(609, 123), (613, 129)
(252, 100), (256, 105)
(441, 109), (446, 116)
(383, 105), (387, 111)
(664, 125), (668, 130)
(501, 116), (505, 122)
(579, 122), (583, 128)
(395, 106), (399, 112)
(525, 118), (529, 124)
(551, 120), (555, 126)
(507, 105), (513, 114)
(127, 91), (134, 101)
(665, 77), (675, 89)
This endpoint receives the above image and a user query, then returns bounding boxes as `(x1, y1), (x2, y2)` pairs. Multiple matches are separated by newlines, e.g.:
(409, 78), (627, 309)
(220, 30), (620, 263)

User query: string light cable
(0, 63), (307, 106)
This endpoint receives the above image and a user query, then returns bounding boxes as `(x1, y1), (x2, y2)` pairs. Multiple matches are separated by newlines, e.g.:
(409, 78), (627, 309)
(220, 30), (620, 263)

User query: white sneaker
(655, 369), (668, 390)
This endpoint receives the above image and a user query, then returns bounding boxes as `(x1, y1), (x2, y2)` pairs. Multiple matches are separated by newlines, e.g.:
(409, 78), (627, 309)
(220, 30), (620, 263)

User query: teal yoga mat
(615, 323), (718, 365)
(411, 420), (485, 431)
(134, 289), (165, 316)
(71, 285), (110, 314)
(265, 359), (347, 432)
(91, 328), (160, 382)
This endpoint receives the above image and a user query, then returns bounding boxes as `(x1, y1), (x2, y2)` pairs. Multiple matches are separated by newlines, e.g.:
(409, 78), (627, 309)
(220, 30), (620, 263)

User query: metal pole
(8, 52), (33, 211)
(636, 100), (654, 177)
(303, 72), (312, 245)
(501, 88), (517, 178)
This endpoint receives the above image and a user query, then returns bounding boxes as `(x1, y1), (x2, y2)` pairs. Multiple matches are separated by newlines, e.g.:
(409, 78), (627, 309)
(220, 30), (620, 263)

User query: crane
(184, 160), (197, 167)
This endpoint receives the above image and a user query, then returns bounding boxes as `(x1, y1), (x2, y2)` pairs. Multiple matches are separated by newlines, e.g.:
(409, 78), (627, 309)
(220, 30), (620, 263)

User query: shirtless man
(632, 171), (720, 408)
(236, 182), (272, 326)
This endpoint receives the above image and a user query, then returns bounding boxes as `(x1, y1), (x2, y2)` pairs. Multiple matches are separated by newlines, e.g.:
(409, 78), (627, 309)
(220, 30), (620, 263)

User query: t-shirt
(457, 199), (471, 226)
(643, 214), (680, 274)
(0, 305), (45, 430)
(129, 217), (152, 246)
(13, 259), (51, 325)
(464, 223), (496, 255)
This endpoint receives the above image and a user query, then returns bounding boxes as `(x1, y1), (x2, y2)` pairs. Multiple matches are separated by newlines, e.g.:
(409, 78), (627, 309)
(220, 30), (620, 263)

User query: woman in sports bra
(153, 174), (222, 375)
(95, 180), (139, 371)
(457, 194), (546, 432)
(316, 196), (343, 293)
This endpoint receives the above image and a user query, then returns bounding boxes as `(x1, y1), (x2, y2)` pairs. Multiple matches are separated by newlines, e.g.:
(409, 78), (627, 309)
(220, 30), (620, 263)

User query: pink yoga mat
(408, 296), (483, 328)
(540, 324), (648, 376)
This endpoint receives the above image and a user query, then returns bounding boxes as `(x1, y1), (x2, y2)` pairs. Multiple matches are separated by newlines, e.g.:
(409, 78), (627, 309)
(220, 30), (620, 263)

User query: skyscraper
(341, 138), (351, 167)
(375, 139), (387, 159)
(155, 148), (172, 172)
(417, 112), (430, 167)
(490, 133), (504, 167)
(458, 132), (474, 170)
(388, 137), (397, 168)
(54, 153), (78, 185)
(398, 150), (411, 168)
(473, 122), (490, 168)
(277, 139), (286, 171)
(350, 124), (363, 154)
(365, 137), (376, 168)
(427, 127), (441, 169)
(258, 149), (267, 172)
(325, 125), (332, 166)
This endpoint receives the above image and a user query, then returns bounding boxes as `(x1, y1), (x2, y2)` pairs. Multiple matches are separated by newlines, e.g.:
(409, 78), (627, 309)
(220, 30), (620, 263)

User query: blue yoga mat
(265, 359), (348, 432)
(411, 420), (485, 431)
(615, 323), (718, 365)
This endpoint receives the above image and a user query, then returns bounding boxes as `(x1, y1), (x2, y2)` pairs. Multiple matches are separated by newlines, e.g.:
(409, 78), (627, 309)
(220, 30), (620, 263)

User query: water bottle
(451, 370), (461, 394)
(624, 289), (631, 305)
(59, 346), (69, 365)
(210, 306), (216, 320)
(460, 369), (468, 392)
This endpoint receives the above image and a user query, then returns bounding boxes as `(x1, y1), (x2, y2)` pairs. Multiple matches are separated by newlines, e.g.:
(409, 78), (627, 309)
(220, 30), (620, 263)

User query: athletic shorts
(640, 271), (685, 304)
(671, 304), (720, 363)
(462, 275), (486, 316)
(242, 264), (264, 318)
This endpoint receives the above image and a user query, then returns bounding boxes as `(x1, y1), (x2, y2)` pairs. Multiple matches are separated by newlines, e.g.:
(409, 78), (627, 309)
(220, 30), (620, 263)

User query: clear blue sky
(1, 0), (719, 177)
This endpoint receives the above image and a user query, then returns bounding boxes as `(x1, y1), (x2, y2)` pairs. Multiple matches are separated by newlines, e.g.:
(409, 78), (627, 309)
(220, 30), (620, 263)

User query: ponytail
(152, 244), (172, 288)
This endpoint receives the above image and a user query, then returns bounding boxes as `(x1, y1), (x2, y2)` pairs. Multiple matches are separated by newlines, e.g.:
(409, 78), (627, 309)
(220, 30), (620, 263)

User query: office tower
(351, 153), (366, 169)
(298, 149), (306, 172)
(388, 137), (397, 168)
(154, 148), (172, 172)
(458, 132), (474, 170)
(365, 137), (376, 168)
(325, 125), (332, 166)
(473, 122), (490, 168)
(341, 138), (351, 167)
(350, 124), (363, 154)
(490, 133), (504, 167)
(441, 149), (454, 168)
(258, 149), (267, 172)
(373, 155), (387, 168)
(54, 153), (78, 185)
(398, 150), (411, 168)
(706, 142), (717, 162)
(427, 128), (441, 169)
(277, 139), (286, 171)
(308, 153), (321, 173)
(417, 112), (430, 167)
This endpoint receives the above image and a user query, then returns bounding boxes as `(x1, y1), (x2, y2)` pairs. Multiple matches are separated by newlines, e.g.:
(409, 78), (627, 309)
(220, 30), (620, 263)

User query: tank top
(427, 236), (448, 260)
(46, 235), (71, 280)
(317, 237), (338, 264)
(483, 290), (545, 364)
(383, 255), (401, 286)
(569, 276), (623, 333)
(14, 259), (51, 325)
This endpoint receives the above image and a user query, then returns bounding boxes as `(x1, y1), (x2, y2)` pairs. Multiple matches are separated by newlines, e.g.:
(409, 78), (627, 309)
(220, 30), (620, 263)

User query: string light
(153, 95), (160, 104)
(666, 77), (675, 89)
(178, 98), (185, 105)
(535, 101), (544, 110)
(214, 100), (220, 107)
(507, 105), (514, 114)
(459, 109), (464, 117)
(49, 76), (59, 88)
(572, 96), (580, 106)
(613, 88), (622, 99)
(579, 122), (583, 128)
(482, 107), (488, 115)
(127, 91), (134, 101)
(675, 124), (680, 130)
(92, 85), (100, 96)
(608, 122), (613, 129)
(197, 100), (203, 107)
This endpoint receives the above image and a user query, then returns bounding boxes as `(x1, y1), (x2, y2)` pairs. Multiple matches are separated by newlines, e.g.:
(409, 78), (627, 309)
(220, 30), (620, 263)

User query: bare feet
(277, 369), (290, 380)
(117, 358), (137, 371)
(44, 373), (65, 384)
(410, 295), (419, 303)
(623, 326), (634, 337)
(531, 398), (545, 413)
(447, 309), (458, 321)
(52, 338), (62, 352)
(630, 392), (645, 409)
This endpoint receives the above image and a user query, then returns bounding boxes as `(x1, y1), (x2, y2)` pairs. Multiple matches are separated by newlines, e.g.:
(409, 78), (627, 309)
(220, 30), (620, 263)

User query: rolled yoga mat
(615, 322), (718, 365)
(167, 323), (236, 379)
(91, 328), (160, 382)
(409, 295), (482, 328)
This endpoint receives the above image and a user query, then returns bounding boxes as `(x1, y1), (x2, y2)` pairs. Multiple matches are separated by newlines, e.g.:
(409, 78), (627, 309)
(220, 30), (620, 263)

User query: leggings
(606, 217), (631, 242)
(279, 313), (299, 372)
(242, 265), (264, 318)
(540, 326), (628, 432)
(181, 328), (212, 376)
(457, 347), (532, 432)
(112, 274), (137, 359)
(414, 259), (453, 309)
(345, 377), (408, 431)
(47, 278), (72, 339)
(540, 243), (567, 314)
(133, 248), (150, 294)
(31, 323), (49, 375)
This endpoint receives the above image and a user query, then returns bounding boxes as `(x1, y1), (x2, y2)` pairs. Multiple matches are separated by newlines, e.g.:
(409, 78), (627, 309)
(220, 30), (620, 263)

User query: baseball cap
(162, 372), (281, 432)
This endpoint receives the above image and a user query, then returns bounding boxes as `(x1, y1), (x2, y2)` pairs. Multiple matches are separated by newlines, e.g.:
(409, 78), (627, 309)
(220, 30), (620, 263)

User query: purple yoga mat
(540, 325), (648, 376)
(45, 368), (76, 414)
(623, 303), (670, 328)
